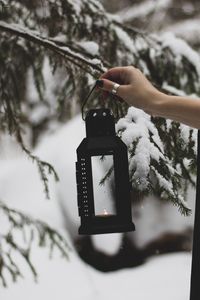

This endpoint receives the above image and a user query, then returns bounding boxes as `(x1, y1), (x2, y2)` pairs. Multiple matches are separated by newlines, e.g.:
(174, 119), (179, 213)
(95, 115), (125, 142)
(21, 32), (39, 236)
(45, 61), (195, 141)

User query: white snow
(86, 0), (104, 14)
(179, 124), (191, 144)
(67, 0), (82, 15)
(162, 19), (200, 46)
(60, 45), (102, 67)
(90, 58), (102, 65)
(151, 166), (174, 195)
(113, 25), (136, 53)
(78, 41), (99, 56)
(117, 0), (172, 22)
(116, 106), (196, 212)
(25, 57), (60, 130)
(0, 21), (104, 74)
(85, 15), (93, 29)
(161, 32), (200, 77)
(0, 158), (63, 229)
(50, 34), (67, 44)
(132, 191), (195, 249)
(92, 233), (122, 256)
(116, 107), (169, 191)
(162, 82), (187, 97)
(0, 246), (192, 300)
(162, 82), (199, 101)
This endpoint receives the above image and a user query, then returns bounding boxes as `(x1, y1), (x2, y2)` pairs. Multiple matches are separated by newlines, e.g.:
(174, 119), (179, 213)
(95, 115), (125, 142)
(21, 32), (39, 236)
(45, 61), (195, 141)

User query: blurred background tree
(0, 0), (199, 286)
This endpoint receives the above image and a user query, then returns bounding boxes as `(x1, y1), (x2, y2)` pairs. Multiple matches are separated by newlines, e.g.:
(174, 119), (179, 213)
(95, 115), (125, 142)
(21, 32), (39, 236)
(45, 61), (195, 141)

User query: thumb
(97, 79), (127, 99)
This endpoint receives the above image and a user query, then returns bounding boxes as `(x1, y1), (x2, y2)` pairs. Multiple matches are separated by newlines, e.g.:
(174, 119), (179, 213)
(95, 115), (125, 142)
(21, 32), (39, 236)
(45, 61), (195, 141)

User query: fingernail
(96, 79), (104, 88)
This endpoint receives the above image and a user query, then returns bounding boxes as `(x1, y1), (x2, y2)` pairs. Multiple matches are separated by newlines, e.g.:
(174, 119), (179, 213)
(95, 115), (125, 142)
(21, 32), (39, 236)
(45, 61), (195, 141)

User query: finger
(100, 67), (126, 80)
(99, 78), (127, 99)
(100, 67), (126, 84)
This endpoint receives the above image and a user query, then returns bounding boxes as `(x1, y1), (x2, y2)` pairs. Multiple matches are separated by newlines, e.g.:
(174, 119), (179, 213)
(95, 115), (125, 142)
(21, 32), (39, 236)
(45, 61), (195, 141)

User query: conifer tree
(0, 0), (199, 285)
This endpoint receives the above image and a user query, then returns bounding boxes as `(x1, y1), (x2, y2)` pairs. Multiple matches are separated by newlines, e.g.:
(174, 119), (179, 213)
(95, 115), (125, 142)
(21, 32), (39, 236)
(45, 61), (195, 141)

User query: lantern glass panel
(91, 155), (116, 216)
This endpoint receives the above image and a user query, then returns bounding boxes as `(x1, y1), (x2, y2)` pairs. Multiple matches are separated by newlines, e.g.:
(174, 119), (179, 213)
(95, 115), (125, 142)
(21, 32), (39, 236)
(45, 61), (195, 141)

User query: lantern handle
(81, 80), (101, 121)
(81, 79), (122, 120)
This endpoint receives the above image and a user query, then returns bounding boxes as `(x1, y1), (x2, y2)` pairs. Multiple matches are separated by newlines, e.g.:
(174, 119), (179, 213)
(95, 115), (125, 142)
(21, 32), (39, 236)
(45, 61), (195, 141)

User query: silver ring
(111, 83), (120, 95)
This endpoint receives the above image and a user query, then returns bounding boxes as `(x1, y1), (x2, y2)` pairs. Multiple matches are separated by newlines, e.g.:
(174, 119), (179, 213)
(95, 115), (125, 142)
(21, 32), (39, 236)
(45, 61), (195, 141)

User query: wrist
(151, 91), (172, 117)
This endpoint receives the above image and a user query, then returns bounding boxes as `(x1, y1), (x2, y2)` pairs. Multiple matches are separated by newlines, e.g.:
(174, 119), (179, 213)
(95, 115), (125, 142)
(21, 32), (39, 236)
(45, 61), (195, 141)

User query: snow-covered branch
(0, 21), (105, 76)
(117, 0), (172, 23)
(162, 18), (200, 49)
(116, 107), (193, 215)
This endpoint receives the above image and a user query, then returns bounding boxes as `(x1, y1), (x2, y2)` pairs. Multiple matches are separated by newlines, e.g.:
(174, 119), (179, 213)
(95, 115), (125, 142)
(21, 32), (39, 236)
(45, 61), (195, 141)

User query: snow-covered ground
(0, 114), (194, 299)
(1, 248), (191, 300)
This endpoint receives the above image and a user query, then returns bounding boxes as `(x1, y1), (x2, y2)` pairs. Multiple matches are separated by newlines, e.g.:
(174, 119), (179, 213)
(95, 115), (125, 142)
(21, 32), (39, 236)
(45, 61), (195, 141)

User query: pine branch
(117, 0), (173, 23)
(0, 21), (105, 76)
(0, 79), (59, 199)
(99, 166), (114, 186)
(116, 106), (193, 215)
(0, 201), (70, 287)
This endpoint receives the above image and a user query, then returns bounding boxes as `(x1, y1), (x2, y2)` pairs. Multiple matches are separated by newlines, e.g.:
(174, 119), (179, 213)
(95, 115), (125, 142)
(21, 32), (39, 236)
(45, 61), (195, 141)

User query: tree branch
(0, 201), (71, 286)
(0, 21), (105, 76)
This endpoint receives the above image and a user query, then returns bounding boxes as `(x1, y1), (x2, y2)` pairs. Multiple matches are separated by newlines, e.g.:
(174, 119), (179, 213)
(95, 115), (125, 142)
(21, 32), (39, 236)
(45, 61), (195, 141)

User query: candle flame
(103, 208), (108, 215)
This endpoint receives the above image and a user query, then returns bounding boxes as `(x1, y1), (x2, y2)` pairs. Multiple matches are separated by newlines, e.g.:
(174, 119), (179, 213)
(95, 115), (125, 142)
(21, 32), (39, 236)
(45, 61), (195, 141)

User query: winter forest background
(0, 0), (200, 299)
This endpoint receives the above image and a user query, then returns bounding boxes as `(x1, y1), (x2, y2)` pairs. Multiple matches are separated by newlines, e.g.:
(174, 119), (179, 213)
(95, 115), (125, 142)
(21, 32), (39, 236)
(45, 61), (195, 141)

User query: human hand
(98, 66), (164, 115)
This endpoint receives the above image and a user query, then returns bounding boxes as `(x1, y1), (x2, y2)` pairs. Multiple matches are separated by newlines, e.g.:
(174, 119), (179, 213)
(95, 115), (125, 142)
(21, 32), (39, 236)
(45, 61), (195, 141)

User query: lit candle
(98, 208), (112, 217)
(103, 208), (108, 215)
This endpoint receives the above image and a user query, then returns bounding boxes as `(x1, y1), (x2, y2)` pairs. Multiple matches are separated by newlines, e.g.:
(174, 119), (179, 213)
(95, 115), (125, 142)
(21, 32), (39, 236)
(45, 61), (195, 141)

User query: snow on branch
(160, 32), (200, 77)
(162, 18), (200, 49)
(1, 0), (200, 97)
(117, 0), (172, 23)
(116, 107), (192, 215)
(0, 21), (105, 76)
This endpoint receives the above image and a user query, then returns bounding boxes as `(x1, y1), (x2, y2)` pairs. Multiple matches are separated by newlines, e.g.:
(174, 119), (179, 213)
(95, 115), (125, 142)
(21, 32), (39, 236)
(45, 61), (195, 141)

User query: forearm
(153, 93), (200, 129)
(99, 66), (200, 129)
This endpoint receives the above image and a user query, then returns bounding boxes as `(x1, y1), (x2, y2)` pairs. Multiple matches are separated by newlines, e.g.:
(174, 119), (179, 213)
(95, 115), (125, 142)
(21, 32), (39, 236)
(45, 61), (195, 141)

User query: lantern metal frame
(76, 108), (135, 235)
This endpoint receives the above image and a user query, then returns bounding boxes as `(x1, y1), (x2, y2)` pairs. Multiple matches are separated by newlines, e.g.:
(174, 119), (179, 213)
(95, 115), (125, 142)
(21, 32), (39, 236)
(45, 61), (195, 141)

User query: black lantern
(76, 108), (135, 235)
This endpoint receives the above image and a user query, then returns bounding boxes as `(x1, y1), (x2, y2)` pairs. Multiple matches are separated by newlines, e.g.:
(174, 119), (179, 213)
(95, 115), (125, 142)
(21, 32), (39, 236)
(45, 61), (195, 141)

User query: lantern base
(79, 221), (135, 235)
